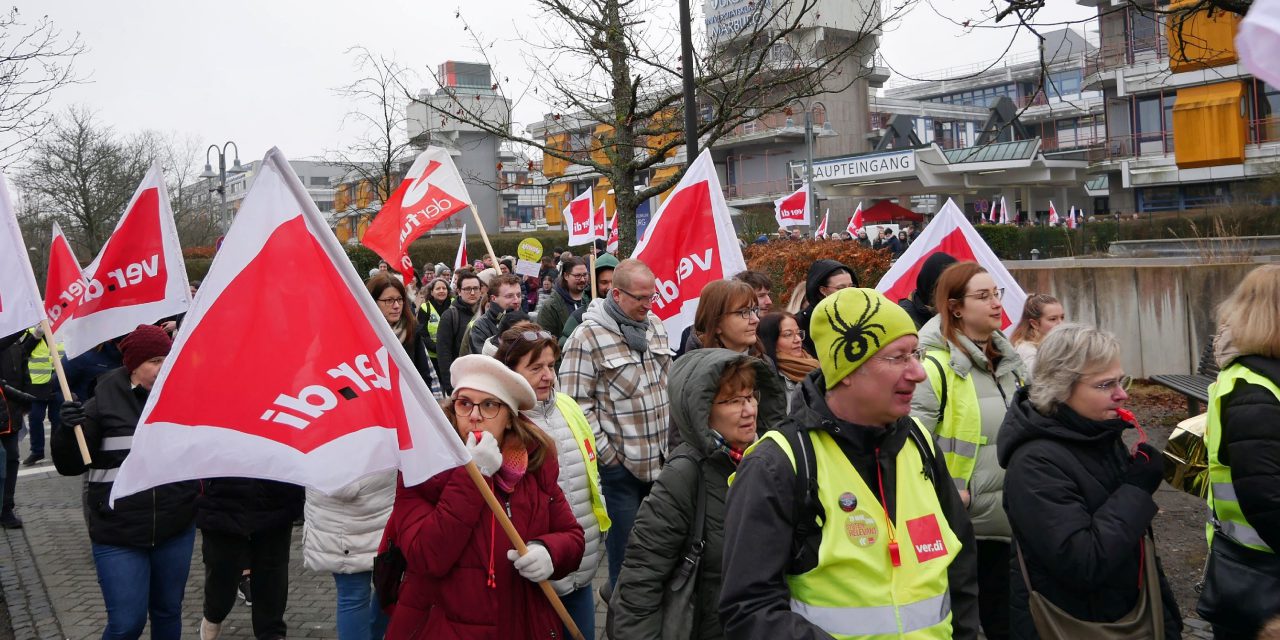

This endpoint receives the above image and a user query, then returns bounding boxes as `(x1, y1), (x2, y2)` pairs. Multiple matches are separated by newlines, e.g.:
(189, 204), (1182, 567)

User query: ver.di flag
(0, 173), (45, 337)
(607, 212), (620, 254)
(814, 209), (829, 239)
(362, 147), (473, 287)
(875, 198), (1026, 333)
(43, 222), (87, 333)
(56, 164), (191, 358)
(110, 148), (470, 505)
(632, 149), (746, 339)
(562, 190), (595, 247)
(846, 201), (865, 236)
(1047, 201), (1059, 226)
(453, 225), (469, 272)
(773, 183), (811, 228)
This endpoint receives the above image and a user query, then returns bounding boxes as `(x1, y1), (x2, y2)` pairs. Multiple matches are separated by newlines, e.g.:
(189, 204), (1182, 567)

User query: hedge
(743, 240), (892, 307)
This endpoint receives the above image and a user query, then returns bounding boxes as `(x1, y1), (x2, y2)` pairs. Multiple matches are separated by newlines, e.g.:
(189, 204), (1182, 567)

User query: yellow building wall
(1168, 0), (1240, 73)
(592, 124), (615, 166)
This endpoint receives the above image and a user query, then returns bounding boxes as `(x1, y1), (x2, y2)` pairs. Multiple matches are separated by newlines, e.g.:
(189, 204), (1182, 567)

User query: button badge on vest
(845, 510), (879, 547)
(838, 492), (857, 512)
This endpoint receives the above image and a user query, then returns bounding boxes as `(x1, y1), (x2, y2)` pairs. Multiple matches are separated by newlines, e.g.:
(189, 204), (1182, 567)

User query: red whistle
(888, 541), (901, 567)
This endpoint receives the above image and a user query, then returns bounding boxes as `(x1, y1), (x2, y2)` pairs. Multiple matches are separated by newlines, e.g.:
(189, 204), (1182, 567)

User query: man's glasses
(873, 348), (927, 367)
(453, 397), (506, 419)
(618, 289), (660, 304)
(460, 286), (482, 293)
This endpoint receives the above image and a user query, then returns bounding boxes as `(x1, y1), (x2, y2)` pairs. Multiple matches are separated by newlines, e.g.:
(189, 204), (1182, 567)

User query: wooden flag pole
(589, 252), (598, 299)
(40, 319), (91, 465)
(467, 207), (501, 270)
(464, 461), (584, 640)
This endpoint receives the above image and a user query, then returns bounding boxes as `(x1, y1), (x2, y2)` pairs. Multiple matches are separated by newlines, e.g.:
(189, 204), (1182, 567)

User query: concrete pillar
(1020, 185), (1034, 224)
(1001, 187), (1019, 222)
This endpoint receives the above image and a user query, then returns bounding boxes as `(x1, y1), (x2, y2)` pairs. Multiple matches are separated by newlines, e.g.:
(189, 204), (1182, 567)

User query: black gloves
(1123, 443), (1164, 494)
(60, 401), (85, 428)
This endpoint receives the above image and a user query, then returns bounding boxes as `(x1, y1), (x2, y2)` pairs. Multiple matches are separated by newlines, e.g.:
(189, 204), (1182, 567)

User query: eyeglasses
(961, 288), (1005, 302)
(567, 271), (589, 279)
(873, 347), (927, 367)
(516, 330), (553, 341)
(453, 397), (506, 419)
(377, 297), (405, 307)
(618, 288), (660, 304)
(460, 286), (482, 293)
(780, 329), (806, 340)
(1090, 375), (1133, 393)
(725, 307), (761, 321)
(714, 390), (761, 411)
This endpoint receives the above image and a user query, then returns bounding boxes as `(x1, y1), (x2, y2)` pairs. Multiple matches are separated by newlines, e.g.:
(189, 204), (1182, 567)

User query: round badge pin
(838, 492), (857, 512)
(845, 510), (879, 547)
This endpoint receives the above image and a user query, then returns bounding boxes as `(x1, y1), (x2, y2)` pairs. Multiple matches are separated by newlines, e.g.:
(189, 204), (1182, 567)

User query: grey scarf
(604, 295), (650, 353)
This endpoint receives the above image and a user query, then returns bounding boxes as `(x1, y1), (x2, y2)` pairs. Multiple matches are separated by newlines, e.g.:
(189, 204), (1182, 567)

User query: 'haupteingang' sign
(807, 150), (917, 184)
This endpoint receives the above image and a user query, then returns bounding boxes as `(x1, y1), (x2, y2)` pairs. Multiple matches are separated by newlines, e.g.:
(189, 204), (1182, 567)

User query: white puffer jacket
(524, 397), (605, 595)
(301, 470), (396, 574)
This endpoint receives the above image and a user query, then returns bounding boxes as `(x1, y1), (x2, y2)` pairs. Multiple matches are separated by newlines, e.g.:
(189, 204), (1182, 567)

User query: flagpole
(589, 252), (598, 299)
(464, 461), (585, 640)
(467, 207), (501, 270)
(41, 319), (91, 465)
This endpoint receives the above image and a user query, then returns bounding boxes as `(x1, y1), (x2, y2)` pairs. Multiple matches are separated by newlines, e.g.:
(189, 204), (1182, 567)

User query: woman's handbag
(372, 541), (407, 610)
(659, 461), (708, 640)
(1015, 533), (1164, 639)
(1197, 525), (1280, 632)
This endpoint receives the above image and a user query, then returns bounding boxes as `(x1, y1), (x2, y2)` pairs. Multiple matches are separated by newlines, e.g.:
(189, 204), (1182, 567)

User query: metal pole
(218, 151), (229, 233)
(805, 110), (816, 224)
(678, 0), (698, 161)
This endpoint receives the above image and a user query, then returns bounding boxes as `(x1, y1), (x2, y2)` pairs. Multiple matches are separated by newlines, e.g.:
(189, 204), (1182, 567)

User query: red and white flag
(453, 225), (469, 271)
(563, 189), (596, 247)
(984, 198), (996, 224)
(1067, 206), (1078, 229)
(998, 196), (1011, 225)
(607, 212), (620, 254)
(1047, 201), (1059, 226)
(0, 173), (45, 337)
(773, 184), (811, 228)
(56, 164), (190, 358)
(110, 148), (470, 505)
(814, 209), (829, 239)
(875, 198), (1026, 333)
(362, 147), (473, 287)
(592, 200), (608, 243)
(43, 222), (87, 334)
(632, 149), (746, 339)
(845, 202), (865, 236)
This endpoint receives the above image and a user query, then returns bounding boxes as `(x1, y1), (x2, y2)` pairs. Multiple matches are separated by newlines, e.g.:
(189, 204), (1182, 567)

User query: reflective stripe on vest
(1205, 362), (1280, 553)
(87, 468), (119, 484)
(754, 423), (959, 639)
(922, 349), (981, 488)
(555, 392), (611, 533)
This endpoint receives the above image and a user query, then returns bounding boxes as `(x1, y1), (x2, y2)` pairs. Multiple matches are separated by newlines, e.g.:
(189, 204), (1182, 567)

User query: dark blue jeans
(26, 393), (60, 457)
(599, 462), (651, 589)
(333, 571), (388, 640)
(561, 584), (595, 640)
(91, 526), (195, 640)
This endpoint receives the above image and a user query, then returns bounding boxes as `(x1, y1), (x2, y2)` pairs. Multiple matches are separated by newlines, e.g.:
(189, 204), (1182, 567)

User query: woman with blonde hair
(1009, 293), (1065, 372)
(1199, 264), (1280, 640)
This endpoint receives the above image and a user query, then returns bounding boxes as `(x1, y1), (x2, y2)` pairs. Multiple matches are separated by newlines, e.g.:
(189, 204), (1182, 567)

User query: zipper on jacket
(151, 488), (157, 547)
(504, 499), (512, 518)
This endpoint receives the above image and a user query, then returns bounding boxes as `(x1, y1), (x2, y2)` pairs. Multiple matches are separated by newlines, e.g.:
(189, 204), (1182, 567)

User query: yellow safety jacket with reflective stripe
(555, 392), (611, 533)
(420, 302), (443, 359)
(754, 422), (960, 639)
(922, 349), (982, 491)
(26, 329), (62, 385)
(1205, 362), (1280, 553)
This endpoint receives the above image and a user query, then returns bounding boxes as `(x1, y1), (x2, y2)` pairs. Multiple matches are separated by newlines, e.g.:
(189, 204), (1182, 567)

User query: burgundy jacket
(382, 444), (585, 640)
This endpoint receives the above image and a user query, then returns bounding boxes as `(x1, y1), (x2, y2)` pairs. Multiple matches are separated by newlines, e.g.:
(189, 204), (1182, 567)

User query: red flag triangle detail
(43, 223), (86, 333)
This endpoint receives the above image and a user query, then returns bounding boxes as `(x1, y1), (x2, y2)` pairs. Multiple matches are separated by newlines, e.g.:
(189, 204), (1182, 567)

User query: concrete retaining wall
(1108, 236), (1280, 258)
(1005, 257), (1279, 378)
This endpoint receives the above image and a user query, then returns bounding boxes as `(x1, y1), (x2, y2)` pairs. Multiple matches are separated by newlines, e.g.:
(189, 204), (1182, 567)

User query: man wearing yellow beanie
(720, 288), (979, 640)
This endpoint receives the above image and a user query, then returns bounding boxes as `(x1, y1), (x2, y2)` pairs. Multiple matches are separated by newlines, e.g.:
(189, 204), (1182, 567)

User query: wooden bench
(1150, 340), (1219, 416)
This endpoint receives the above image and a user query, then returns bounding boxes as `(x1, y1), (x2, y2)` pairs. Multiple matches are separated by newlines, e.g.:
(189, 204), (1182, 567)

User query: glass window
(1136, 95), (1162, 136)
(1137, 186), (1180, 212)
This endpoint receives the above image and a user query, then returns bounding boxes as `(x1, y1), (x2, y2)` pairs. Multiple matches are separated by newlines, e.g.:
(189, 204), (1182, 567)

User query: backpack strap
(905, 419), (938, 488)
(779, 423), (824, 574)
(923, 354), (949, 423)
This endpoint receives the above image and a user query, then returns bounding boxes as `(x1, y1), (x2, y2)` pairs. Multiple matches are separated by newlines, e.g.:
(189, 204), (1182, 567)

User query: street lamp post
(678, 0), (698, 161)
(201, 141), (246, 233)
(805, 110), (816, 219)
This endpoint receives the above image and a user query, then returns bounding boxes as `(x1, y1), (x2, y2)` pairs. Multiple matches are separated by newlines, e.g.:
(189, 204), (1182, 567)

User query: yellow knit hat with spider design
(811, 288), (917, 388)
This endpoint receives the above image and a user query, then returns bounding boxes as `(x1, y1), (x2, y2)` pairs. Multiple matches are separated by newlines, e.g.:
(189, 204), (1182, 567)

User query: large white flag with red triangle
(563, 190), (595, 247)
(592, 200), (608, 243)
(632, 149), (747, 339)
(362, 147), (474, 288)
(814, 209), (829, 239)
(1047, 201), (1059, 226)
(453, 225), (469, 272)
(43, 222), (87, 334)
(56, 164), (191, 358)
(110, 148), (470, 505)
(875, 198), (1026, 333)
(607, 212), (620, 254)
(773, 183), (811, 228)
(0, 173), (45, 338)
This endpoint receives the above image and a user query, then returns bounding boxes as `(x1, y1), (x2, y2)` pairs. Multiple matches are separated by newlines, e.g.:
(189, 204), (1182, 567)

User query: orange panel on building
(1172, 81), (1246, 169)
(591, 124), (615, 166)
(1167, 0), (1240, 72)
(545, 183), (568, 225)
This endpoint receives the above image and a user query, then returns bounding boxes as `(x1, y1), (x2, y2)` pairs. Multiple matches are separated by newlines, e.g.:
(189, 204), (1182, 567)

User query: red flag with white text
(56, 164), (190, 358)
(563, 190), (595, 247)
(632, 149), (747, 339)
(43, 222), (87, 334)
(773, 184), (811, 228)
(593, 201), (608, 243)
(362, 147), (473, 287)
(453, 225), (469, 271)
(846, 202), (864, 236)
(814, 209), (829, 238)
(110, 148), (469, 505)
(0, 173), (45, 337)
(607, 212), (620, 253)
(875, 198), (1026, 333)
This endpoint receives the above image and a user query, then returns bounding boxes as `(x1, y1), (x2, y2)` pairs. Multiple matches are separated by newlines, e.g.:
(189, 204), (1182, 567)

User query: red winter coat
(381, 446), (585, 640)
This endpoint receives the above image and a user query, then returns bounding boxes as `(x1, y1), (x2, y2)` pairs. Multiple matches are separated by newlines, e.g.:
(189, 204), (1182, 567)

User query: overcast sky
(34, 0), (1096, 166)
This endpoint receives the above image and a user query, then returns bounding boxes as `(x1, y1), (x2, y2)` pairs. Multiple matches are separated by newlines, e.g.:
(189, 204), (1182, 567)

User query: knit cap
(120, 324), (173, 372)
(811, 288), (917, 388)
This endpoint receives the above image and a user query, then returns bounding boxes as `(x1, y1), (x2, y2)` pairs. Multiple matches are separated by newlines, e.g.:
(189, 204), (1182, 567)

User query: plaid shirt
(558, 302), (672, 483)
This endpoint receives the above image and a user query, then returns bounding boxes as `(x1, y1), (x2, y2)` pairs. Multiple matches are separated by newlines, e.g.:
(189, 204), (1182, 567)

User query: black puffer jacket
(1216, 354), (1280, 551)
(51, 367), (198, 548)
(435, 296), (476, 394)
(196, 478), (304, 537)
(997, 387), (1182, 639)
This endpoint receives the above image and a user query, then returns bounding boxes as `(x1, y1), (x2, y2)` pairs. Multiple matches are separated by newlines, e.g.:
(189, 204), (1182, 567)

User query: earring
(953, 312), (962, 318)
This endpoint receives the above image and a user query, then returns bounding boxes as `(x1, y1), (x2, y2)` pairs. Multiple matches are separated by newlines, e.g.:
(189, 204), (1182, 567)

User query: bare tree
(0, 8), (84, 167)
(154, 131), (222, 247)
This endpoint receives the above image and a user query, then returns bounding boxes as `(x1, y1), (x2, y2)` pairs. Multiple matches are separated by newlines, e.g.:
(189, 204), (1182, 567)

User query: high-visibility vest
(1205, 362), (1280, 553)
(27, 329), (62, 385)
(421, 302), (443, 359)
(752, 422), (960, 639)
(922, 349), (983, 491)
(554, 392), (611, 533)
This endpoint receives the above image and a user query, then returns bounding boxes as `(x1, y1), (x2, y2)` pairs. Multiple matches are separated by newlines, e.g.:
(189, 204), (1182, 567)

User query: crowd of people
(1, 241), (1278, 640)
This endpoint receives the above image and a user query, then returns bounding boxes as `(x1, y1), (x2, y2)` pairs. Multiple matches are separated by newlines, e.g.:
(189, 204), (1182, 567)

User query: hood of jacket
(554, 283), (586, 307)
(917, 314), (1022, 378)
(804, 259), (854, 306)
(668, 349), (787, 458)
(580, 297), (616, 333)
(997, 386), (1130, 468)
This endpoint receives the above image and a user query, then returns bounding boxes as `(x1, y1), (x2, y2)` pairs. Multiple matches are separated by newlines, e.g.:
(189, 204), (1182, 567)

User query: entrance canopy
(862, 200), (924, 223)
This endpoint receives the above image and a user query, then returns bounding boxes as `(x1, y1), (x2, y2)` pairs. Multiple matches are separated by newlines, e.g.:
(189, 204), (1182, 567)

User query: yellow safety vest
(27, 329), (62, 385)
(1205, 362), (1280, 553)
(554, 392), (611, 532)
(753, 422), (960, 639)
(922, 349), (983, 491)
(421, 302), (443, 359)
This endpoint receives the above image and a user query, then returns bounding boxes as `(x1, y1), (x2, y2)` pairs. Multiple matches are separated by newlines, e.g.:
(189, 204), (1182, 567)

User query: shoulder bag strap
(924, 354), (949, 423)
(667, 458), (707, 591)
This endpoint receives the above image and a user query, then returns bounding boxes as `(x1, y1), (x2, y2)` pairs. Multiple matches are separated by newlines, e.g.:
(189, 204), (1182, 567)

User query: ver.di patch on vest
(906, 513), (948, 563)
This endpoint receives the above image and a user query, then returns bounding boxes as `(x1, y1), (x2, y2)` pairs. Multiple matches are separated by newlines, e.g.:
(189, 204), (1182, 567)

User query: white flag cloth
(1239, 0), (1280, 88)
(773, 184), (811, 227)
(876, 198), (1027, 334)
(1047, 201), (1059, 226)
(632, 149), (747, 340)
(0, 173), (44, 337)
(998, 196), (1010, 225)
(453, 225), (469, 271)
(56, 164), (190, 358)
(814, 209), (829, 238)
(846, 202), (864, 236)
(563, 190), (596, 247)
(110, 148), (470, 505)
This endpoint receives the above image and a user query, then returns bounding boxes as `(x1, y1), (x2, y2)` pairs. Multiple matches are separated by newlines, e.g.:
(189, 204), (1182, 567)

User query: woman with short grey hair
(997, 324), (1182, 638)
